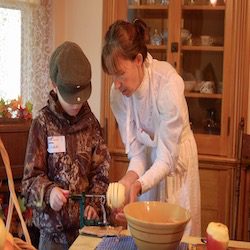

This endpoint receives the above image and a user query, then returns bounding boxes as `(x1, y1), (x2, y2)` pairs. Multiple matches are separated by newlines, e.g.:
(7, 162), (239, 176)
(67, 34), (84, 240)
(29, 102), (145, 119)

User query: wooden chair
(236, 133), (250, 241)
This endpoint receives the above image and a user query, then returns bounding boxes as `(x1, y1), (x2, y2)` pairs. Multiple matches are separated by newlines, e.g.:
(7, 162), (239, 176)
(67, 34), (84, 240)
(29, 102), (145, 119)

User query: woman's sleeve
(138, 73), (185, 193)
(110, 85), (147, 178)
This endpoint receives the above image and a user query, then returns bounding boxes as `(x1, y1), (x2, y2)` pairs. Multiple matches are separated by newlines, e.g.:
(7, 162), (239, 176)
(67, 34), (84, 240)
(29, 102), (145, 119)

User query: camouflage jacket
(21, 91), (110, 245)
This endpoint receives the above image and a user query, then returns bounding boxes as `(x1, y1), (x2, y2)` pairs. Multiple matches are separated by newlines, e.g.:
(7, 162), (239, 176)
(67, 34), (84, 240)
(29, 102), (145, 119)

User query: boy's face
(56, 87), (83, 116)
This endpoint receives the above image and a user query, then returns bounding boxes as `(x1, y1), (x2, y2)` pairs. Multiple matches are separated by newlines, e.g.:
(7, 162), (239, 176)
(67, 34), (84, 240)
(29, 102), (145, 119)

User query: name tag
(47, 136), (66, 153)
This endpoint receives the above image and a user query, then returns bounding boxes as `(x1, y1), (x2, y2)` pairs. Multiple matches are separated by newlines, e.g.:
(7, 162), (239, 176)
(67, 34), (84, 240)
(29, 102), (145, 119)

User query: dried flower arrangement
(0, 194), (33, 238)
(0, 97), (33, 120)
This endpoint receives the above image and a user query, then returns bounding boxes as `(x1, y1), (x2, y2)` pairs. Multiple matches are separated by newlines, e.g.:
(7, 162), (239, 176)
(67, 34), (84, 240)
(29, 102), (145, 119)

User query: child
(22, 41), (110, 250)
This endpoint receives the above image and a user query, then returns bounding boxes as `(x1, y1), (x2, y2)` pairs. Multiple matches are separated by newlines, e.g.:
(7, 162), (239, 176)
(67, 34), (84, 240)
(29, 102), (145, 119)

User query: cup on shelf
(181, 29), (192, 43)
(184, 80), (196, 92)
(193, 81), (203, 92)
(131, 0), (140, 4)
(150, 29), (163, 45)
(200, 35), (213, 46)
(161, 0), (169, 5)
(200, 81), (215, 94)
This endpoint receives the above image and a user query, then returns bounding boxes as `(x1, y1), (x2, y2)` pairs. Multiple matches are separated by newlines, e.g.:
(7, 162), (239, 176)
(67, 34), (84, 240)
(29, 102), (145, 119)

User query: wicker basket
(0, 137), (36, 250)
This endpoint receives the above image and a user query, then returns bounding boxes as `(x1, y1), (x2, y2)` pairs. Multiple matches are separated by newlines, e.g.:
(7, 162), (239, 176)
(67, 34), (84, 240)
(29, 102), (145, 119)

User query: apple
(206, 222), (229, 250)
(106, 182), (125, 209)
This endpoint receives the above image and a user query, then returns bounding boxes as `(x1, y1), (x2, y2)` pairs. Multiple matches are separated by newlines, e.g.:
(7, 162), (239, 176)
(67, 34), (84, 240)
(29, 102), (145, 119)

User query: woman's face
(111, 54), (144, 97)
(55, 88), (83, 116)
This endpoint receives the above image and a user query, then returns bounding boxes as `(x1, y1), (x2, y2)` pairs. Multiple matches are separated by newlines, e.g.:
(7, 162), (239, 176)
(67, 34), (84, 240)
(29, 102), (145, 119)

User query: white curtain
(0, 0), (52, 116)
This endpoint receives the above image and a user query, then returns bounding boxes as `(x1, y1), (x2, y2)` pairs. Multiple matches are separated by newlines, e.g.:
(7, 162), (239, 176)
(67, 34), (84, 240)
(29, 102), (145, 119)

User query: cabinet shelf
(128, 4), (169, 10)
(185, 92), (222, 99)
(182, 45), (224, 52)
(182, 5), (225, 10)
(194, 130), (220, 136)
(147, 44), (167, 50)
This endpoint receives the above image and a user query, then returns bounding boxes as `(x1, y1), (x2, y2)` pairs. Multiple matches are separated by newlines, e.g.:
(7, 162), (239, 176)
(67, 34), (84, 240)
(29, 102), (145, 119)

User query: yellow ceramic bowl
(124, 201), (190, 250)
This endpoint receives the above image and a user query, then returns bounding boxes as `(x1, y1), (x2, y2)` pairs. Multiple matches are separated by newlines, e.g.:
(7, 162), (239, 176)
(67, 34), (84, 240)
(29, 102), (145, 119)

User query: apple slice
(106, 182), (125, 209)
(206, 222), (229, 250)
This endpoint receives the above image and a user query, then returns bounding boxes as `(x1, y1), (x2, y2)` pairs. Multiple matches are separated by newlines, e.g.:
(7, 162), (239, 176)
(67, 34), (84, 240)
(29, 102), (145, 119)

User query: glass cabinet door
(124, 0), (232, 156)
(180, 0), (228, 155)
(127, 0), (170, 61)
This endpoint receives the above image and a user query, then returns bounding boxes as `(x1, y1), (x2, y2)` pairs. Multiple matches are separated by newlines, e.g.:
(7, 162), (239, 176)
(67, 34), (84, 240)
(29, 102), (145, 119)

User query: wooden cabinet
(0, 120), (31, 193)
(199, 158), (235, 237)
(109, 152), (129, 182)
(118, 0), (242, 157)
(101, 0), (250, 239)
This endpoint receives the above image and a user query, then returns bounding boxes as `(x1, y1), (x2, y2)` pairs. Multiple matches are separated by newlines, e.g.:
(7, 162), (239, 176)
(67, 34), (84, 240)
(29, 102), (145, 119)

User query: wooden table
(69, 233), (250, 250)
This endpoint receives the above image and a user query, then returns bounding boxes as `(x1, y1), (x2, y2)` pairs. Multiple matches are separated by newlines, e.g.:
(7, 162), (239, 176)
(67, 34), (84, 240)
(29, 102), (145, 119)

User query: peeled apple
(206, 222), (229, 250)
(106, 182), (125, 209)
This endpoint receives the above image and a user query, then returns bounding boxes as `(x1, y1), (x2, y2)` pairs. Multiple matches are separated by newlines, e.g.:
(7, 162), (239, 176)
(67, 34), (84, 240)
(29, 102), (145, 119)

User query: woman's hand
(113, 181), (141, 225)
(49, 187), (69, 211)
(110, 172), (142, 228)
(119, 170), (140, 204)
(84, 205), (99, 220)
(129, 180), (142, 203)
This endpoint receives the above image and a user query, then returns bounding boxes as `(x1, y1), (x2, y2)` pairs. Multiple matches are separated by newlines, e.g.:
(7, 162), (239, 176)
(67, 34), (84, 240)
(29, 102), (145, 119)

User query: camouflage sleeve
(21, 116), (56, 209)
(86, 121), (111, 217)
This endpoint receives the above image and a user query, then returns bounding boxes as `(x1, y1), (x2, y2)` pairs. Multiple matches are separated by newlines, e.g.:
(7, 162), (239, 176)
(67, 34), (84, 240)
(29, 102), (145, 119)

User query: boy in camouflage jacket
(22, 41), (110, 250)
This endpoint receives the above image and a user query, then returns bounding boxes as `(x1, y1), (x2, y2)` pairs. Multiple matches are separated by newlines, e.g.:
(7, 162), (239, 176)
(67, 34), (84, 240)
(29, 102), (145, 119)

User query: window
(0, 7), (21, 100)
(0, 1), (52, 116)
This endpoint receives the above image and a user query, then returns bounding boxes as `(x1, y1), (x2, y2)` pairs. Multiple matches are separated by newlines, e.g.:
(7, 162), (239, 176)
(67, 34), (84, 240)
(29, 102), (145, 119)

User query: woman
(102, 19), (201, 236)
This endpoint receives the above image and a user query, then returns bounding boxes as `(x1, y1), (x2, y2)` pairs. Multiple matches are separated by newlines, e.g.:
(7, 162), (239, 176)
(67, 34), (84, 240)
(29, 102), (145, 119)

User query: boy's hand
(49, 187), (69, 211)
(84, 205), (99, 220)
(111, 207), (128, 228)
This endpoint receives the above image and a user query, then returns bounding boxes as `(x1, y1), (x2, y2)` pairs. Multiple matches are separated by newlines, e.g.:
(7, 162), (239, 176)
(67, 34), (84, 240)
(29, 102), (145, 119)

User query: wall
(51, 0), (103, 121)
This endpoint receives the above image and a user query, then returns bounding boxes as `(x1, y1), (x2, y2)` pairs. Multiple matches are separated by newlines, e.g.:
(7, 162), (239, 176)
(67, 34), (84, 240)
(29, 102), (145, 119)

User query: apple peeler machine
(69, 192), (108, 228)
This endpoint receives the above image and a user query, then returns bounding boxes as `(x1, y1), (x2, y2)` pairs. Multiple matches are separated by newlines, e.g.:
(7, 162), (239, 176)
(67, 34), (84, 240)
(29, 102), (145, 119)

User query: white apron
(126, 65), (201, 236)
